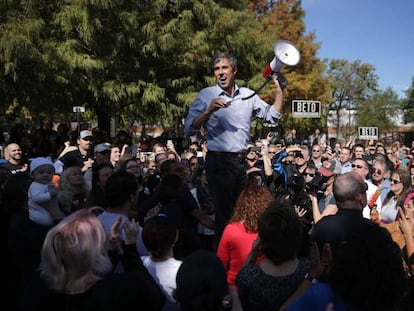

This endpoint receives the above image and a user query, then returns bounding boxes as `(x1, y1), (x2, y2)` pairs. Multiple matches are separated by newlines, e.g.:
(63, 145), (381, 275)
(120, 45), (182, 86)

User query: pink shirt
(216, 222), (258, 286)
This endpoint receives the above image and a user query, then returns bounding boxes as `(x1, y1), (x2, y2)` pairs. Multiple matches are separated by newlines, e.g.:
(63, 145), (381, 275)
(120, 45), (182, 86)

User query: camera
(305, 174), (327, 195)
(269, 131), (279, 138)
(268, 131), (285, 145)
(294, 150), (303, 159)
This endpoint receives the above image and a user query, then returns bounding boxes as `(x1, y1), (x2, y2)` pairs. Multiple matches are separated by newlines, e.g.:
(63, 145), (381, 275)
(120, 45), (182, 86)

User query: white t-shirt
(380, 196), (399, 223)
(141, 256), (182, 311)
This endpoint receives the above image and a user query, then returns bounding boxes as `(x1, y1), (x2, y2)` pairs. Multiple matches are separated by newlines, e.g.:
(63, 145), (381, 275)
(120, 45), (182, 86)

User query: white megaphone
(262, 40), (300, 88)
(227, 40), (300, 104)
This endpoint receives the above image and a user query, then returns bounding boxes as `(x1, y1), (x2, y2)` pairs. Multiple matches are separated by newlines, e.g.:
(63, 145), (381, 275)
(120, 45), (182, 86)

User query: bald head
(334, 172), (367, 210)
(5, 143), (22, 163)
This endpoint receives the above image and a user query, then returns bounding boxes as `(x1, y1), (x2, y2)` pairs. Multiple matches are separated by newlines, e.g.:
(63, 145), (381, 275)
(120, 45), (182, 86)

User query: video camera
(305, 174), (327, 195)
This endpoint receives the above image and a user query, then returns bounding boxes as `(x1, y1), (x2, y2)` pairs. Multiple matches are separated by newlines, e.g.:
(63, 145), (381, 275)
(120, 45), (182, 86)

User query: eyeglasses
(304, 172), (315, 177)
(372, 168), (382, 175)
(391, 179), (402, 185)
(351, 164), (366, 169)
(312, 150), (321, 153)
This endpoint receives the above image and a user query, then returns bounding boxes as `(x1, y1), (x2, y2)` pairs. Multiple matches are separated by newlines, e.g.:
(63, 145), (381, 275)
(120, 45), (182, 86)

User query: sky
(301, 0), (414, 98)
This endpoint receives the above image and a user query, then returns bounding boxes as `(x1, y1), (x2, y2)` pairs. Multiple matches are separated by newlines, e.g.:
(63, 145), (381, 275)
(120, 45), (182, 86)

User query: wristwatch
(304, 273), (315, 283)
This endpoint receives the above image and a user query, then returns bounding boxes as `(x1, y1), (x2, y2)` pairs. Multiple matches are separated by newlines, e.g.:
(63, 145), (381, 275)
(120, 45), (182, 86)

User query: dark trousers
(205, 153), (247, 249)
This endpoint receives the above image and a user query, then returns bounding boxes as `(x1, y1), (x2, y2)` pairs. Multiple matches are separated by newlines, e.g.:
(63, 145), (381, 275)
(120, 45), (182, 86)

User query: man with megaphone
(184, 45), (299, 248)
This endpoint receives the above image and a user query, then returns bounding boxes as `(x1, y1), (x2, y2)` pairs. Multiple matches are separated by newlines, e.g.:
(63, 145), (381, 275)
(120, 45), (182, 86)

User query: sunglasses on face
(391, 179), (402, 185)
(372, 168), (382, 175)
(352, 164), (365, 169)
(268, 151), (277, 154)
(304, 172), (315, 177)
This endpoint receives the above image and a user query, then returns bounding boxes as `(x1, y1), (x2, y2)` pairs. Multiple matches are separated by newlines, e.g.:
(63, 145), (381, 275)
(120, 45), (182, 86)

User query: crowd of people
(2, 51), (414, 311)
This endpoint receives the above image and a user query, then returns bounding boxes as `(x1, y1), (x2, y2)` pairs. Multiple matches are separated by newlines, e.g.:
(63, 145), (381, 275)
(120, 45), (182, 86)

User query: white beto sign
(292, 100), (320, 118)
(72, 106), (85, 113)
(358, 127), (378, 140)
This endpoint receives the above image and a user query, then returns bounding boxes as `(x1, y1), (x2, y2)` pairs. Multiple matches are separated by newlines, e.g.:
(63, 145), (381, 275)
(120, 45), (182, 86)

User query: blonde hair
(58, 166), (89, 214)
(40, 209), (112, 294)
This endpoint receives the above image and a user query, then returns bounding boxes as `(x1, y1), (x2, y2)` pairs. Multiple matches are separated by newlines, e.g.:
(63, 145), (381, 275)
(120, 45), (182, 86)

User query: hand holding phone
(167, 140), (174, 151)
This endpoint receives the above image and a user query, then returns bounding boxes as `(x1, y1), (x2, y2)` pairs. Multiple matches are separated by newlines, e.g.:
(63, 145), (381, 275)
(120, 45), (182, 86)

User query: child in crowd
(28, 157), (65, 226)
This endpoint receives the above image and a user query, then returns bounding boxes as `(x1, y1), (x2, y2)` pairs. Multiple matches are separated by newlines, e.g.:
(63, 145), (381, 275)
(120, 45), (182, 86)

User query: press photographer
(311, 159), (341, 223)
(244, 145), (264, 174)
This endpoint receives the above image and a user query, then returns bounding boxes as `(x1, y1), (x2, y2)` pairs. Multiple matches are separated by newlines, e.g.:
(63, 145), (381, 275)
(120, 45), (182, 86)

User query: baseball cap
(79, 130), (93, 139)
(94, 143), (111, 153)
(318, 160), (341, 177)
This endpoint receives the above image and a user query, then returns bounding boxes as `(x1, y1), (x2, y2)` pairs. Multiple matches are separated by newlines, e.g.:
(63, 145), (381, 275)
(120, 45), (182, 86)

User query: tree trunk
(95, 101), (111, 135)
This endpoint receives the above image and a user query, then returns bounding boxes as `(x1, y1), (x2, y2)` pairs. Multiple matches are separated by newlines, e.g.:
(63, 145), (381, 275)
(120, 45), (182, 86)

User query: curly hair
(330, 222), (407, 310)
(229, 184), (275, 232)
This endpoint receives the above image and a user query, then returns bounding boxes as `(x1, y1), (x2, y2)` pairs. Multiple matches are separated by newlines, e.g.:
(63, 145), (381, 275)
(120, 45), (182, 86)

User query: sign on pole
(292, 100), (321, 118)
(73, 106), (85, 113)
(358, 127), (378, 140)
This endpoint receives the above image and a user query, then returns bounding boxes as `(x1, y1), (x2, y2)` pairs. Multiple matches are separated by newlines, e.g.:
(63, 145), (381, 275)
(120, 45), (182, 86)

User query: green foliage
(403, 77), (414, 123)
(246, 0), (329, 136)
(356, 87), (401, 130)
(326, 59), (379, 139)
(0, 0), (407, 140)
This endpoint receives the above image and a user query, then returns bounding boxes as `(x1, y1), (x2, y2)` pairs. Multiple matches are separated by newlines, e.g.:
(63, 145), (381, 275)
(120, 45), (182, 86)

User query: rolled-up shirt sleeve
(183, 96), (207, 137)
(184, 85), (282, 152)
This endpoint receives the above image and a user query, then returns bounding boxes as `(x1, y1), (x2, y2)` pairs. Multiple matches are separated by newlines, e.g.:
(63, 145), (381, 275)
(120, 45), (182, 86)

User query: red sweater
(216, 222), (258, 286)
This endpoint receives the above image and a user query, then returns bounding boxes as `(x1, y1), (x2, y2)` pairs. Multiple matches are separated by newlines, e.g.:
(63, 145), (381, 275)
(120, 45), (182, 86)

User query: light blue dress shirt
(184, 84), (281, 153)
